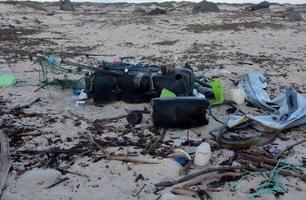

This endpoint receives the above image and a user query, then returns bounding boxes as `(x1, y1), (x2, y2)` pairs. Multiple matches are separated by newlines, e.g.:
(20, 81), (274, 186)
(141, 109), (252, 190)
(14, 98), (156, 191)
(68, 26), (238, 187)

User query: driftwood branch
(0, 130), (11, 197)
(275, 138), (306, 159)
(155, 166), (249, 188)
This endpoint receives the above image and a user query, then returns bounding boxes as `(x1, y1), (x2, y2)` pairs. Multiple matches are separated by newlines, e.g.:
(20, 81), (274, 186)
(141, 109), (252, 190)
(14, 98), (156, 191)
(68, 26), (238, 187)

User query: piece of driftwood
(0, 130), (11, 197)
(172, 187), (198, 198)
(94, 153), (159, 164)
(13, 97), (40, 111)
(80, 132), (158, 164)
(45, 177), (69, 189)
(274, 138), (306, 159)
(238, 152), (286, 167)
(238, 159), (306, 181)
(183, 172), (242, 187)
(16, 148), (88, 155)
(143, 129), (168, 154)
(155, 166), (249, 188)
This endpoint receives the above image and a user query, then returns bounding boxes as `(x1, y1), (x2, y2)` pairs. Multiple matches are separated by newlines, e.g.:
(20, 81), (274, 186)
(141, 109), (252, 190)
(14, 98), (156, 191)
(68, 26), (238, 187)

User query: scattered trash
(151, 97), (209, 128)
(211, 80), (224, 104)
(0, 66), (16, 87)
(78, 89), (88, 100)
(230, 88), (245, 105)
(172, 149), (191, 166)
(194, 142), (211, 166)
(160, 88), (176, 98)
(85, 61), (210, 103)
(270, 146), (281, 155)
(228, 86), (306, 133)
(289, 9), (303, 21)
(47, 56), (62, 65)
(0, 74), (16, 87)
(238, 72), (275, 111)
(192, 0), (220, 13)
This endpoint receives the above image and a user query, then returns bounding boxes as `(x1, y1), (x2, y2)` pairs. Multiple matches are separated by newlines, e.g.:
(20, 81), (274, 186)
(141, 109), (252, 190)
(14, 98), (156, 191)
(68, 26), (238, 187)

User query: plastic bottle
(194, 142), (211, 166)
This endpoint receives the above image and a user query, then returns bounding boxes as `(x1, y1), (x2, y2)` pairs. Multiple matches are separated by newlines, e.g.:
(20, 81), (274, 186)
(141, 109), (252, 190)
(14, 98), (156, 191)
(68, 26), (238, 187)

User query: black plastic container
(151, 97), (209, 128)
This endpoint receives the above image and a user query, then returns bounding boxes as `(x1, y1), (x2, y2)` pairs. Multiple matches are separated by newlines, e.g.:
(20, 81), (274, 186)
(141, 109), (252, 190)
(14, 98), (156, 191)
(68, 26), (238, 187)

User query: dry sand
(0, 1), (306, 200)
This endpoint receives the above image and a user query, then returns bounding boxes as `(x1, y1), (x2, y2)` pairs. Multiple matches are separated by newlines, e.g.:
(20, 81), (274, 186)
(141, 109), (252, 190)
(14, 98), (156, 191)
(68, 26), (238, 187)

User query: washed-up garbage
(211, 80), (224, 104)
(238, 72), (275, 112)
(0, 66), (16, 87)
(228, 86), (306, 133)
(151, 97), (209, 128)
(172, 149), (191, 166)
(194, 142), (211, 166)
(231, 72), (306, 132)
(230, 88), (245, 105)
(85, 61), (211, 104)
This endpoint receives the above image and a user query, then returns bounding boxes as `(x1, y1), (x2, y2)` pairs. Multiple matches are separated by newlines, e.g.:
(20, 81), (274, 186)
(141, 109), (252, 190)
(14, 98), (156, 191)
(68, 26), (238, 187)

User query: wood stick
(274, 138), (306, 159)
(172, 187), (198, 198)
(143, 129), (168, 154)
(238, 152), (286, 167)
(183, 172), (242, 187)
(155, 166), (249, 188)
(0, 130), (11, 197)
(45, 177), (69, 189)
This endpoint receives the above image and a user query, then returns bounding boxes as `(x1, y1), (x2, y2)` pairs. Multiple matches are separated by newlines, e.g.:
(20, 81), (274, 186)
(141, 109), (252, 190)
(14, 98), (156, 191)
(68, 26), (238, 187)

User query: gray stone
(60, 0), (74, 11)
(248, 1), (270, 11)
(289, 10), (303, 21)
(132, 7), (146, 15)
(192, 1), (220, 13)
(147, 8), (167, 15)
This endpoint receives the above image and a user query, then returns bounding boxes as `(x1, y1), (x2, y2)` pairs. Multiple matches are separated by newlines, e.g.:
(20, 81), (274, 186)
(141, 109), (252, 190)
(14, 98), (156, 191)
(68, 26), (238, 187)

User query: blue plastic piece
(173, 156), (189, 166)
(47, 56), (55, 64)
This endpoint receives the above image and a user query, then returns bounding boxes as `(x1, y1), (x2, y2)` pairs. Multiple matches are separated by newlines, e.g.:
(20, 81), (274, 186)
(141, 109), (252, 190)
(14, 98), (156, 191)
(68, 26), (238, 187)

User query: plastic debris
(230, 88), (245, 105)
(172, 149), (191, 166)
(238, 72), (275, 112)
(0, 74), (16, 87)
(211, 80), (224, 104)
(229, 73), (306, 133)
(194, 142), (211, 166)
(160, 88), (176, 98)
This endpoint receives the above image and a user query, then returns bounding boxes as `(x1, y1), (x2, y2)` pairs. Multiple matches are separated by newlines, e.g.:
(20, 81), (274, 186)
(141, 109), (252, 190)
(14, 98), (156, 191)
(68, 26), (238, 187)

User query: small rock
(47, 11), (56, 16)
(126, 110), (143, 126)
(289, 10), (303, 21)
(60, 0), (75, 11)
(192, 0), (220, 13)
(147, 8), (167, 15)
(132, 7), (146, 15)
(248, 1), (270, 11)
